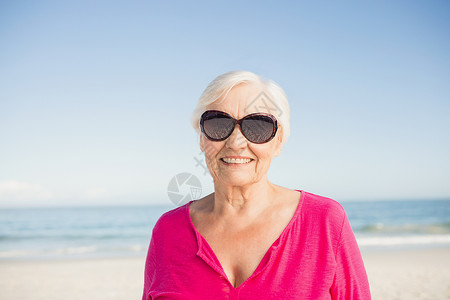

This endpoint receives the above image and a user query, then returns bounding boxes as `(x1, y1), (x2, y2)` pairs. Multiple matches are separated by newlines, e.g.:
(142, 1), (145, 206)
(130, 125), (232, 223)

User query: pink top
(142, 191), (371, 299)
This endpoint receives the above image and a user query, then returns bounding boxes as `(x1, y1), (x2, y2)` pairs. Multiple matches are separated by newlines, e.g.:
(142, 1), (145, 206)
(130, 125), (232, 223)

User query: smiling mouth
(220, 157), (253, 164)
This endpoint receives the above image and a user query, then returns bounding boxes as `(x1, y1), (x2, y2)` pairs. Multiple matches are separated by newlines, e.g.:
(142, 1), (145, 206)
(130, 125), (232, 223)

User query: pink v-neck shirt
(142, 191), (371, 299)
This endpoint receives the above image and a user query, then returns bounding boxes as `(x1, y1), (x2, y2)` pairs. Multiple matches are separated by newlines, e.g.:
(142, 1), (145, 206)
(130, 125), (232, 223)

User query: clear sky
(0, 0), (449, 207)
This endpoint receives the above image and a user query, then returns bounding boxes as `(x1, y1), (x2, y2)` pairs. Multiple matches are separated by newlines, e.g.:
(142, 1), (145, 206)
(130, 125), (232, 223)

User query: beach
(1, 201), (449, 299)
(1, 247), (449, 300)
(364, 247), (450, 300)
(0, 256), (146, 300)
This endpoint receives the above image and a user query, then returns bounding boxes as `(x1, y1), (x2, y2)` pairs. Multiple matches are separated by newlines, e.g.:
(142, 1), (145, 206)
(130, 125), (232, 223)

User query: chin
(218, 174), (254, 187)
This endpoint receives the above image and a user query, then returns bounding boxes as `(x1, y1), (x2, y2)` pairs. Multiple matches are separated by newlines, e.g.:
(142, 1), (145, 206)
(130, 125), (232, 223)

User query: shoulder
(302, 191), (345, 216)
(300, 191), (347, 230)
(152, 202), (190, 236)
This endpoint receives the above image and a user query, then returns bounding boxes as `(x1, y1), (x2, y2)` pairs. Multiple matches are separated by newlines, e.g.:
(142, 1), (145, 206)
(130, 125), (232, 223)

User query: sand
(0, 247), (449, 300)
(363, 247), (450, 300)
(0, 256), (146, 300)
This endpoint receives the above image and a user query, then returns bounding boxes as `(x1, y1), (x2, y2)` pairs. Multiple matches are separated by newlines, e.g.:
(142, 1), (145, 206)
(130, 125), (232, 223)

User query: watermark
(193, 151), (209, 176)
(244, 91), (283, 118)
(167, 172), (202, 206)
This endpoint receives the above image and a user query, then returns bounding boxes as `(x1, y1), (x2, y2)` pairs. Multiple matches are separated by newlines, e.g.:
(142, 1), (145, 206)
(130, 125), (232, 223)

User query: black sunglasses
(200, 110), (278, 144)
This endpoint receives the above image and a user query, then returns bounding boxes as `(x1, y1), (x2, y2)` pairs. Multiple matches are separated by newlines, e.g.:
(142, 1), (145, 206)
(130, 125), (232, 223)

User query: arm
(142, 231), (157, 300)
(331, 213), (371, 299)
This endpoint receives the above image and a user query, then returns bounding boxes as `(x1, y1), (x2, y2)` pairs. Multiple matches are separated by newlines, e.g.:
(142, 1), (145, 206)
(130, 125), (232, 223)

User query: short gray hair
(190, 71), (290, 146)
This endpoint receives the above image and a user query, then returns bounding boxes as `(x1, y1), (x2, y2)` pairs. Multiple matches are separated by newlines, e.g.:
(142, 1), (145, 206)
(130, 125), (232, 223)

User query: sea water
(0, 199), (449, 260)
(343, 199), (450, 249)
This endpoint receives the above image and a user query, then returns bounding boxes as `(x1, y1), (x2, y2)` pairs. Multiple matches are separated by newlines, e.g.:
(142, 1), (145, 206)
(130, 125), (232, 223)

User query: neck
(211, 177), (277, 218)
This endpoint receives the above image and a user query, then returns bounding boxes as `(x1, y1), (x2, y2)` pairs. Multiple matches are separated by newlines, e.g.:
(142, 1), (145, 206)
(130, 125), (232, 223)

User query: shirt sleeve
(331, 212), (371, 299)
(142, 230), (157, 300)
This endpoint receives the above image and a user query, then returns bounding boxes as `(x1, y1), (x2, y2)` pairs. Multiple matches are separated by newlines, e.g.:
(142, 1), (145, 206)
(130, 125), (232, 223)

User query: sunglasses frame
(200, 110), (278, 144)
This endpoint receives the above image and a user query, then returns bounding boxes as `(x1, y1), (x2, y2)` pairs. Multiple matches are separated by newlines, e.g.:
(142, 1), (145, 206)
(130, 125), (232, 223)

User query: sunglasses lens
(201, 113), (235, 141)
(241, 115), (276, 143)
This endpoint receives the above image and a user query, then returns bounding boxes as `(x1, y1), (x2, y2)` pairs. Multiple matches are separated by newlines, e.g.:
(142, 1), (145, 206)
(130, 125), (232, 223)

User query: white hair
(190, 71), (290, 146)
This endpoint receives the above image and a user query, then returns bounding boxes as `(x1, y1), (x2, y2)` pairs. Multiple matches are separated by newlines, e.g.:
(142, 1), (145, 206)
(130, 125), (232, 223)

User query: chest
(200, 220), (287, 288)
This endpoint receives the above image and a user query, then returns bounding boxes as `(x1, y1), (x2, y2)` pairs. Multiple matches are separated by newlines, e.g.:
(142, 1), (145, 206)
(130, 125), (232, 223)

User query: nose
(225, 124), (247, 150)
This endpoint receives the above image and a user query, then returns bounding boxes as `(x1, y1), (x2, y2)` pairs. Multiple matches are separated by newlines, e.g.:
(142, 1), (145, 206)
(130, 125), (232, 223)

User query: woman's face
(200, 83), (283, 187)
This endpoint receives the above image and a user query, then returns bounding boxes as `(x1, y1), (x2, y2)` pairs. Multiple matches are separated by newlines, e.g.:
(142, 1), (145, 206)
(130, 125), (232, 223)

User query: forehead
(206, 83), (280, 118)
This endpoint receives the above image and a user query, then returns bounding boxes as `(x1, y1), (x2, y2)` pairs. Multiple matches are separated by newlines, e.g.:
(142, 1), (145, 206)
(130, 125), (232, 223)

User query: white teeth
(222, 157), (252, 164)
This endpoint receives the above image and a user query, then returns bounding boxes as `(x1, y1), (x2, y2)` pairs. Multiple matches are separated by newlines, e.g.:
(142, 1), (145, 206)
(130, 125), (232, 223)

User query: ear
(273, 127), (283, 157)
(200, 134), (205, 152)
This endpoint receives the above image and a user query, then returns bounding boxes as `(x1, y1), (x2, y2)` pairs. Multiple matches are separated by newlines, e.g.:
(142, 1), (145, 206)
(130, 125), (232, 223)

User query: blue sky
(0, 0), (449, 206)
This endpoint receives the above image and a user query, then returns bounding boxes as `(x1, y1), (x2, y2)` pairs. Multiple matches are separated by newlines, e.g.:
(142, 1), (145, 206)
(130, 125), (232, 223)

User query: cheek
(202, 140), (223, 161)
(251, 144), (278, 162)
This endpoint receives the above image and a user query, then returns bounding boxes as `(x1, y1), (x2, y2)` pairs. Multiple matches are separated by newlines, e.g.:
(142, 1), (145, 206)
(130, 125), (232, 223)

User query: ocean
(0, 199), (449, 260)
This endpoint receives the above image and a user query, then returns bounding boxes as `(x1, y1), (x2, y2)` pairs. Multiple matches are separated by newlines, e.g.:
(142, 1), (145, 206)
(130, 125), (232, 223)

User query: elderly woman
(142, 71), (371, 299)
